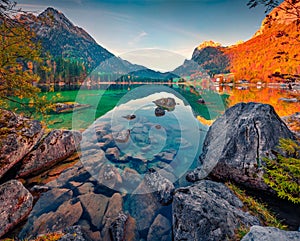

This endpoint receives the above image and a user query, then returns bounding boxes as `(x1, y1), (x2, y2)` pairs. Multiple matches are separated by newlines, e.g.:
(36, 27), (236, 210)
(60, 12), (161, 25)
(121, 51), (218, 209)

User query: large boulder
(17, 130), (82, 178)
(0, 180), (33, 238)
(0, 109), (44, 179)
(187, 102), (296, 191)
(241, 226), (300, 241)
(172, 180), (260, 241)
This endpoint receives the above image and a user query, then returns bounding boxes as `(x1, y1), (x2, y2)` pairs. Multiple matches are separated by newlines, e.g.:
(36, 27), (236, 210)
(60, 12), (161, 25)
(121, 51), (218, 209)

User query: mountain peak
(197, 41), (222, 50)
(40, 7), (64, 19)
(39, 7), (73, 27)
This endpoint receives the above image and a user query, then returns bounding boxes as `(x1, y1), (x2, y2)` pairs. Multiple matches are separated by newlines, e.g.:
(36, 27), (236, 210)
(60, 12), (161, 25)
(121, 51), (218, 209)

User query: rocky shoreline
(0, 102), (299, 240)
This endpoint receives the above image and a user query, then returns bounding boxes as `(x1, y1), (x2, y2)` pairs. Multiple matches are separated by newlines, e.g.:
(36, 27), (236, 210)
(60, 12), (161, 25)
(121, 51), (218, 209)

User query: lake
(10, 83), (300, 240)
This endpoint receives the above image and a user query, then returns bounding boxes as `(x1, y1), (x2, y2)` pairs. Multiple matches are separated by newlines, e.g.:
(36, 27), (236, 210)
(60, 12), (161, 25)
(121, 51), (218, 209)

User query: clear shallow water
(18, 85), (209, 240)
(79, 86), (207, 192)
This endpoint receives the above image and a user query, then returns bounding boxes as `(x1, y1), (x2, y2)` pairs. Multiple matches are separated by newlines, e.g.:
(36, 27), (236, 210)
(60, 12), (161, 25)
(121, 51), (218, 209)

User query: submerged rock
(78, 193), (109, 229)
(29, 199), (83, 235)
(147, 214), (172, 241)
(129, 181), (161, 233)
(0, 180), (33, 238)
(17, 130), (82, 178)
(155, 107), (165, 117)
(0, 109), (44, 180)
(172, 180), (260, 241)
(187, 102), (295, 191)
(122, 114), (136, 120)
(241, 225), (300, 241)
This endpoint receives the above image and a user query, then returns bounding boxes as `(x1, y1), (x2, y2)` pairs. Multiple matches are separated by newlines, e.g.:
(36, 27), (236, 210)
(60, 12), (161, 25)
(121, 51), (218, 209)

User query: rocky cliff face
(191, 43), (230, 76)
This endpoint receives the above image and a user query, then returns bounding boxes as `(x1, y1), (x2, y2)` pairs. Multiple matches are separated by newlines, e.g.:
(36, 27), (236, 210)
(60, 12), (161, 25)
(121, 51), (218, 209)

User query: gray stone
(172, 180), (260, 241)
(153, 97), (176, 111)
(0, 109), (44, 179)
(98, 164), (122, 190)
(0, 180), (33, 238)
(17, 129), (82, 177)
(241, 225), (300, 241)
(59, 225), (92, 241)
(187, 102), (296, 191)
(108, 212), (140, 241)
(109, 212), (128, 241)
(147, 214), (171, 241)
(144, 168), (175, 205)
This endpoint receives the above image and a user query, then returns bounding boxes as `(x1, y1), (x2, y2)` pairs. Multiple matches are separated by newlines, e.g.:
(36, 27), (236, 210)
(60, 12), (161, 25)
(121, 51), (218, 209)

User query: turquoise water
(15, 84), (228, 130)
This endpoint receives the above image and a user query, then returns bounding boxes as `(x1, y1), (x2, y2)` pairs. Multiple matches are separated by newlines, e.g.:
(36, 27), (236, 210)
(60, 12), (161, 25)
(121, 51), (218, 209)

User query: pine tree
(263, 138), (300, 204)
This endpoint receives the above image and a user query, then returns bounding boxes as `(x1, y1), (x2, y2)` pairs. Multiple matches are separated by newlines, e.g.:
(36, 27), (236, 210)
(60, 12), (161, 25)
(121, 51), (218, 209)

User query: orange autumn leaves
(224, 21), (300, 82)
(227, 88), (300, 117)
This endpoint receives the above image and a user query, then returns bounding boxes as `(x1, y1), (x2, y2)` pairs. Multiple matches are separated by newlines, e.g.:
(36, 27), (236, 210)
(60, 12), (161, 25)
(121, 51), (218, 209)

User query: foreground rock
(17, 130), (82, 178)
(241, 226), (300, 241)
(58, 226), (92, 241)
(0, 180), (33, 238)
(172, 180), (260, 241)
(0, 109), (44, 179)
(187, 102), (295, 191)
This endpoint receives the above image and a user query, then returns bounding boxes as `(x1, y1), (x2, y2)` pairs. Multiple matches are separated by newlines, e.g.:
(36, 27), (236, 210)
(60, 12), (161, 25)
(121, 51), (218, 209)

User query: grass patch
(227, 182), (287, 240)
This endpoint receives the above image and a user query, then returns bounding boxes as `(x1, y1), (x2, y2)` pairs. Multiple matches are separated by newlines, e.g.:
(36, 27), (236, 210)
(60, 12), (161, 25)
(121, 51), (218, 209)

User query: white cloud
(128, 31), (148, 46)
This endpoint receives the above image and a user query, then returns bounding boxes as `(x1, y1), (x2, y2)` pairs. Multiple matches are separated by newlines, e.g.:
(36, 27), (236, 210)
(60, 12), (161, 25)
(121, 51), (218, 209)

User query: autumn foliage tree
(244, 0), (300, 82)
(0, 0), (45, 113)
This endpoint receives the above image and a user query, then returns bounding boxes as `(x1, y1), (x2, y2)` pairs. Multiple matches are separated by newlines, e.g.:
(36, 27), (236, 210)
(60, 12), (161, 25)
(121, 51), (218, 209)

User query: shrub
(263, 138), (300, 204)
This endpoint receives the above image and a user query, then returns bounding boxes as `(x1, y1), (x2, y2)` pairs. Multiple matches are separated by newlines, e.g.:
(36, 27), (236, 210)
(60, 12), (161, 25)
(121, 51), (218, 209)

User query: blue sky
(17, 0), (267, 70)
